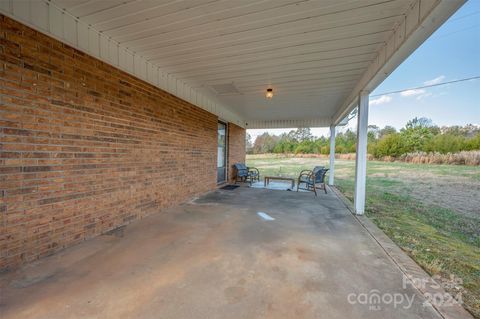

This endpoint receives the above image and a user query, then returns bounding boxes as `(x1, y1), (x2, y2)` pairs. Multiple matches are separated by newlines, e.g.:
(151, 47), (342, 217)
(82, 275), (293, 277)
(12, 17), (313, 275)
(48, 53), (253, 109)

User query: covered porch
(0, 0), (465, 216)
(0, 1), (473, 318)
(0, 186), (458, 318)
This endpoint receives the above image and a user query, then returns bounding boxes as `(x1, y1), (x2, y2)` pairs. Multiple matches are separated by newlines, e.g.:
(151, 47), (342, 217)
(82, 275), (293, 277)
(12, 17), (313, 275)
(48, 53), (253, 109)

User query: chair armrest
(298, 171), (314, 186)
(298, 170), (313, 178)
(299, 169), (313, 175)
(318, 168), (330, 182)
(247, 167), (260, 179)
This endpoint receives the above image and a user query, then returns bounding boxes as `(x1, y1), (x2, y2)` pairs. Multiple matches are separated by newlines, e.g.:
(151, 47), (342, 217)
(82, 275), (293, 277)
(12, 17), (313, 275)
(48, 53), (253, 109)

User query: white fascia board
(333, 0), (465, 125)
(246, 117), (331, 129)
(0, 0), (245, 128)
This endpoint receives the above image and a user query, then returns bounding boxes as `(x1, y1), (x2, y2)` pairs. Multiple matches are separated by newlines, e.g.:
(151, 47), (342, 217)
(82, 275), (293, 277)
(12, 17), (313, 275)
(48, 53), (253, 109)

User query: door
(217, 121), (227, 183)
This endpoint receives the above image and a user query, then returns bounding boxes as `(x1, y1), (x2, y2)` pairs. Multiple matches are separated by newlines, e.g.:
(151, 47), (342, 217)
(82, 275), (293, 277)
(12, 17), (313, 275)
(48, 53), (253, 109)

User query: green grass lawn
(247, 155), (480, 318)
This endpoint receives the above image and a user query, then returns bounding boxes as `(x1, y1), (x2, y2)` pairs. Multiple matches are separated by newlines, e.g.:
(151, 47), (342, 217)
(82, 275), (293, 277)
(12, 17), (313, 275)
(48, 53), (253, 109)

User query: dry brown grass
(248, 153), (371, 160)
(248, 151), (480, 166)
(399, 151), (480, 166)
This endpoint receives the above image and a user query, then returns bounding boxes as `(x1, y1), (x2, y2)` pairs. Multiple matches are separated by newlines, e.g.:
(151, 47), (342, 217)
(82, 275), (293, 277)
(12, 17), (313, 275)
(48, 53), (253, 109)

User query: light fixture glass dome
(266, 88), (273, 99)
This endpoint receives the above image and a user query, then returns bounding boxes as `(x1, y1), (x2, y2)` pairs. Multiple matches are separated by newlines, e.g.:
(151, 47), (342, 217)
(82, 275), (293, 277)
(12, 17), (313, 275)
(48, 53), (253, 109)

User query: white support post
(328, 125), (335, 185)
(354, 91), (369, 215)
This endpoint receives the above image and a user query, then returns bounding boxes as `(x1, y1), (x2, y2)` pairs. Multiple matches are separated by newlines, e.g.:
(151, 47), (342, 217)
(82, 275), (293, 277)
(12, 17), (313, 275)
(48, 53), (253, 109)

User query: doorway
(217, 121), (227, 183)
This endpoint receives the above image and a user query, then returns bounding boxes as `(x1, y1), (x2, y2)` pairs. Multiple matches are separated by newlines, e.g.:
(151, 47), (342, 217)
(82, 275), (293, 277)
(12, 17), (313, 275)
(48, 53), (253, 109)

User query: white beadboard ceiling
(1, 0), (464, 128)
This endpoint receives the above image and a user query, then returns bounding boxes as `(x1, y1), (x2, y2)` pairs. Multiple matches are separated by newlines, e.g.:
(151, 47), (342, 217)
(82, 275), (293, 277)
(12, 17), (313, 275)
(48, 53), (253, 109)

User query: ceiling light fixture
(266, 88), (273, 99)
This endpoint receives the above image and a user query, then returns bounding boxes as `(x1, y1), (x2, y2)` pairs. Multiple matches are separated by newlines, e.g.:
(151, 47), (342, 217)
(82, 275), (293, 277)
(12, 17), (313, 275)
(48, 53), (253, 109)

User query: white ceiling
(47, 0), (433, 125)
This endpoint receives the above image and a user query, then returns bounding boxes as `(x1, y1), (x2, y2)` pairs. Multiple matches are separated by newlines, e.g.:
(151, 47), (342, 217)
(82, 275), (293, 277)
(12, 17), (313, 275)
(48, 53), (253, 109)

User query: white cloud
(369, 95), (392, 105)
(400, 89), (426, 97)
(416, 92), (433, 100)
(424, 75), (445, 86)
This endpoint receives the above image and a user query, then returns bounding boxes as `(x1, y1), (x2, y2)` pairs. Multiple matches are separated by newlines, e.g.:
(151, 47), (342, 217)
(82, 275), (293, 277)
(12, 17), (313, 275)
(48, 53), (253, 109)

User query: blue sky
(249, 0), (480, 140)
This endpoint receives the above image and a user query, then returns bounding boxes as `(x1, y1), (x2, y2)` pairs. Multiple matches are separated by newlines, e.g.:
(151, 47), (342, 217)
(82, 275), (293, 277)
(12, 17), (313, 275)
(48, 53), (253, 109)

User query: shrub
(248, 121), (480, 162)
(373, 133), (407, 158)
(427, 134), (465, 154)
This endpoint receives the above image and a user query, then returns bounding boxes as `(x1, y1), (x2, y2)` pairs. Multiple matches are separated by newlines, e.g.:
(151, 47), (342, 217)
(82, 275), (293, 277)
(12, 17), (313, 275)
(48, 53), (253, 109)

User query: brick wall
(0, 16), (241, 270)
(227, 123), (246, 183)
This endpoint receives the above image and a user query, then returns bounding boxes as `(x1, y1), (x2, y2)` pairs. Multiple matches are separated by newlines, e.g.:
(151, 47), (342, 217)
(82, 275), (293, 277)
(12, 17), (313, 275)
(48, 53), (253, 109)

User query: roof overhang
(0, 0), (465, 129)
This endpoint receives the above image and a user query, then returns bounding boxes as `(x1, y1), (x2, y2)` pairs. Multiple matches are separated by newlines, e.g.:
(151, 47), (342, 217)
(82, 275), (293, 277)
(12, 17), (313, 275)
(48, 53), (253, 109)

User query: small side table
(264, 176), (295, 189)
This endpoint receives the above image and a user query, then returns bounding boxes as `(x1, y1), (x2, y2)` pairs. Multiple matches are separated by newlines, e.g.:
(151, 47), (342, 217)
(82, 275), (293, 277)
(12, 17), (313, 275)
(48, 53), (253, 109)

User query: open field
(246, 155), (480, 318)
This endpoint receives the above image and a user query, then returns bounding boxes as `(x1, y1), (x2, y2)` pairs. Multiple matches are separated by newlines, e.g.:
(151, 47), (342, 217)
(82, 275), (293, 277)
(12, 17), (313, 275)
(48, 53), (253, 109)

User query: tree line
(246, 118), (480, 158)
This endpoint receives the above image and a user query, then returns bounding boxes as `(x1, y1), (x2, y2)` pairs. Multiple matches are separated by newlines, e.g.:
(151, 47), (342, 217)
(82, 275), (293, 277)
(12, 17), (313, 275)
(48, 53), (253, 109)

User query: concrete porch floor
(0, 187), (444, 319)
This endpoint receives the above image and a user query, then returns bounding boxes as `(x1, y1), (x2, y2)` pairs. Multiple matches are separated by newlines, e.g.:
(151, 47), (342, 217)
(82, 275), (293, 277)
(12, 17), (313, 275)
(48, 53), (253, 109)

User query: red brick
(228, 123), (246, 183)
(0, 15), (245, 270)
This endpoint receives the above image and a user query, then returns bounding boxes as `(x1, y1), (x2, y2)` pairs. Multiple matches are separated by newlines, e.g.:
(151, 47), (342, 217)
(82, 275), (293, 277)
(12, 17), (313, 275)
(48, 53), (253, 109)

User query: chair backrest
(313, 166), (324, 173)
(313, 167), (329, 183)
(234, 163), (248, 177)
(234, 163), (247, 170)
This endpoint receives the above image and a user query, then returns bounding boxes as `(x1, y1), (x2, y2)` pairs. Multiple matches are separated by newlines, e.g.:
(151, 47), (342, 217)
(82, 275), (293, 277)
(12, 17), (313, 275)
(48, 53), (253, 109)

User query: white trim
(354, 92), (369, 215)
(246, 117), (331, 129)
(0, 0), (245, 128)
(217, 120), (228, 184)
(328, 125), (336, 186)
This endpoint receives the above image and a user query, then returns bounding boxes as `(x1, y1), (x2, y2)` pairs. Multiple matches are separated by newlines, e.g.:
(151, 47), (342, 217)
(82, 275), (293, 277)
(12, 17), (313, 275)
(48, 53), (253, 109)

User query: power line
(433, 24), (480, 39)
(370, 76), (480, 97)
(447, 10), (480, 23)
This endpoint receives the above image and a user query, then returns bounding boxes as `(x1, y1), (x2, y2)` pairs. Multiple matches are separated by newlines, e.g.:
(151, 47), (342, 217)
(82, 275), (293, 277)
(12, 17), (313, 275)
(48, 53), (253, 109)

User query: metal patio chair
(297, 166), (329, 196)
(234, 163), (260, 185)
